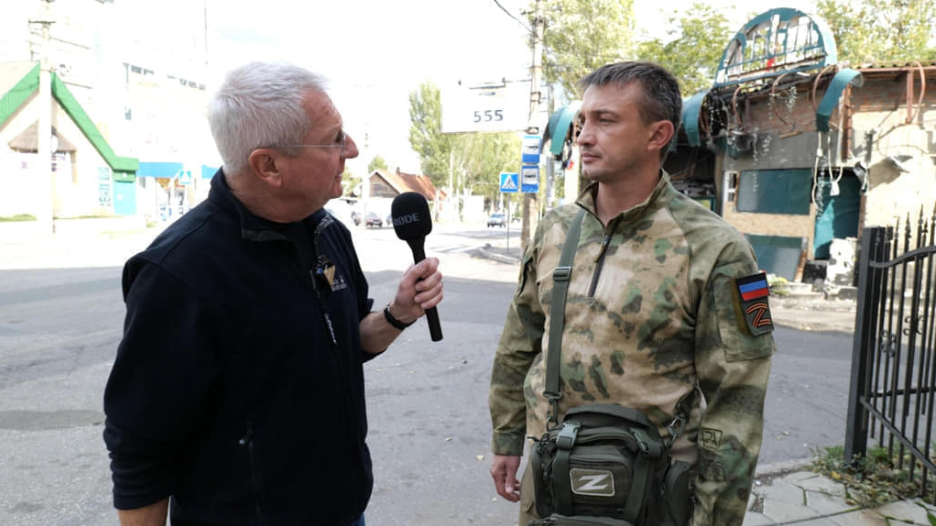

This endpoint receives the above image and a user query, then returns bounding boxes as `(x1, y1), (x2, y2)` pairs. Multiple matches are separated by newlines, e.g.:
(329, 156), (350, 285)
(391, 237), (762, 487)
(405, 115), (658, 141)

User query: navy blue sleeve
(103, 259), (220, 509)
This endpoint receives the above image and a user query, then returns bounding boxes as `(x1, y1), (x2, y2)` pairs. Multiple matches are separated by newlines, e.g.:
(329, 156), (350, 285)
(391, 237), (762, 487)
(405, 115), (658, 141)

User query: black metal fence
(845, 204), (936, 498)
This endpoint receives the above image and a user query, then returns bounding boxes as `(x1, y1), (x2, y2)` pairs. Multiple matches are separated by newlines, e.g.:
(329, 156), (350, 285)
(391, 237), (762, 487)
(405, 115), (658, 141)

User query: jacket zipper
(239, 424), (263, 518)
(587, 217), (622, 298)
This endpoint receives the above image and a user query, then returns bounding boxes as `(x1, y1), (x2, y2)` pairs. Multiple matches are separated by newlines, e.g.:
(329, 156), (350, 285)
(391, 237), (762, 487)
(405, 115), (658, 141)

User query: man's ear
(647, 121), (675, 156)
(247, 148), (284, 188)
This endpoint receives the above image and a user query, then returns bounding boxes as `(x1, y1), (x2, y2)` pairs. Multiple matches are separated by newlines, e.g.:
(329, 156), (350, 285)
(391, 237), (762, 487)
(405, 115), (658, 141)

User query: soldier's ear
(646, 121), (674, 156)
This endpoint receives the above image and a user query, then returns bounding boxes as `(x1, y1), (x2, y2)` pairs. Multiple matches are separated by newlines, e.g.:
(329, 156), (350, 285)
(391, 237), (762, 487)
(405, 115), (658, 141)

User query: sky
(194, 0), (816, 176)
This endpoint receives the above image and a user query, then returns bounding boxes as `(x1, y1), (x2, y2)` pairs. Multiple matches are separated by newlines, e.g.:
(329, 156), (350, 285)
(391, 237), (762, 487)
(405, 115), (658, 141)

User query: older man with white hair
(103, 62), (444, 526)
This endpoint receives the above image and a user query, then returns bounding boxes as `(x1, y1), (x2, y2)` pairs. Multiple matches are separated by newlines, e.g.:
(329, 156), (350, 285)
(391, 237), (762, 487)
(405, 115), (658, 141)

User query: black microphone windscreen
(391, 192), (432, 241)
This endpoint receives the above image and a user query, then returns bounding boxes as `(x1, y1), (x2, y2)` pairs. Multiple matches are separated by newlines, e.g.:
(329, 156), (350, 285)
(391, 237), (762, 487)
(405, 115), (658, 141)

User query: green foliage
(367, 155), (388, 173)
(635, 3), (733, 96)
(342, 167), (361, 198)
(812, 444), (936, 510)
(408, 82), (522, 205)
(815, 0), (936, 64)
(408, 82), (458, 190)
(0, 214), (37, 222)
(538, 0), (636, 98)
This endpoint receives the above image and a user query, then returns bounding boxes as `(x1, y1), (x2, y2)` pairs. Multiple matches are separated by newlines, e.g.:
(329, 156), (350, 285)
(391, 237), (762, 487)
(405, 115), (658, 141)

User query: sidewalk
(748, 460), (935, 525)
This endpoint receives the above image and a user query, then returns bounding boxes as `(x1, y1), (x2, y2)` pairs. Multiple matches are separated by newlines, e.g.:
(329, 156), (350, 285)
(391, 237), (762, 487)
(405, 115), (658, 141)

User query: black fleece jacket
(104, 170), (375, 526)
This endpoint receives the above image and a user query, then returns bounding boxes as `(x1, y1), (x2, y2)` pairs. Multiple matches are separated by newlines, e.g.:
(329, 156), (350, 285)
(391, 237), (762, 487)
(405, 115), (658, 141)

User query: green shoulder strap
(544, 207), (587, 416)
(546, 208), (586, 517)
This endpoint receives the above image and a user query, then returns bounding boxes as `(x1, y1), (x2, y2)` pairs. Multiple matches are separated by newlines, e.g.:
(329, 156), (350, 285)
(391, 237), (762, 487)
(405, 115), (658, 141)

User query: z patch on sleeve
(735, 272), (773, 335)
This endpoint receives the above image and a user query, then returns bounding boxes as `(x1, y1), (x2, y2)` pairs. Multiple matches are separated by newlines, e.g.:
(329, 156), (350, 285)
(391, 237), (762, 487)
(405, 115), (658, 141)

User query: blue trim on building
(138, 161), (184, 178)
(682, 90), (710, 148)
(816, 69), (863, 132)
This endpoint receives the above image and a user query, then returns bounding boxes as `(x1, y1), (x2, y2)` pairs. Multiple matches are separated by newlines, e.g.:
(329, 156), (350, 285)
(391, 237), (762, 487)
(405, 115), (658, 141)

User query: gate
(845, 205), (936, 498)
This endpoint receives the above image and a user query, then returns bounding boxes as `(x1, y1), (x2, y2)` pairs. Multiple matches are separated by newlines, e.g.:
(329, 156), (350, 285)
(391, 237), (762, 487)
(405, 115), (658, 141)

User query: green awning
(543, 102), (581, 156)
(51, 73), (139, 175)
(0, 63), (138, 177)
(682, 90), (710, 148)
(816, 69), (863, 132)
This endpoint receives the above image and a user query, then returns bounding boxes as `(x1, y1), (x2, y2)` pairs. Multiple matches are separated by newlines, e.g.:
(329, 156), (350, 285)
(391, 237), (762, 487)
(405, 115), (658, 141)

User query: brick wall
(716, 73), (936, 249)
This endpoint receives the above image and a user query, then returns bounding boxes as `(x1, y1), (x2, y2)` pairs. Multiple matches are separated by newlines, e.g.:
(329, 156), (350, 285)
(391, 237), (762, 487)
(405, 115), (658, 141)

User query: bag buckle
(552, 266), (571, 282)
(667, 414), (686, 448)
(544, 391), (562, 430)
(632, 430), (651, 455)
(556, 422), (580, 449)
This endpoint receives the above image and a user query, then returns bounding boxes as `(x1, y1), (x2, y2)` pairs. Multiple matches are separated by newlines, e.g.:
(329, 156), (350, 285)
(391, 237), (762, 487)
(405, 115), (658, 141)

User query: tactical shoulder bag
(527, 209), (693, 526)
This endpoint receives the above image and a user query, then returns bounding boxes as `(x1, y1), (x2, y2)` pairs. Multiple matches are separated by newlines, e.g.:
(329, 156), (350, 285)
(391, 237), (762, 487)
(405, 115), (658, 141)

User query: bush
(812, 444), (936, 512)
(0, 214), (37, 222)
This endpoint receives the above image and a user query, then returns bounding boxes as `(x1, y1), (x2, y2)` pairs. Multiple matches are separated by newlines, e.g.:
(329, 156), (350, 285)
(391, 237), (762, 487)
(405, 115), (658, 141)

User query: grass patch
(0, 214), (37, 222)
(813, 445), (936, 514)
(57, 214), (120, 220)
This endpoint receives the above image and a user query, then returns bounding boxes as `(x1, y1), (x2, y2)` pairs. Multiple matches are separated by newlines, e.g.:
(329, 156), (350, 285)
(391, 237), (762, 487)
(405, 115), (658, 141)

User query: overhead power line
(491, 0), (532, 33)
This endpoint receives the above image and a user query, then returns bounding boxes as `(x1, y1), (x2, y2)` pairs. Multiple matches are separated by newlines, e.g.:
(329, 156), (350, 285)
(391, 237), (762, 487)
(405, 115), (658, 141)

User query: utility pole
(522, 0), (545, 251)
(30, 0), (56, 234)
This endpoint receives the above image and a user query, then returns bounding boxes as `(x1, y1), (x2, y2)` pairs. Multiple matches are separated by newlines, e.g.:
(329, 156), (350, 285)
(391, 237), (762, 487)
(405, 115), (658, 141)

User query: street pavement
(2, 221), (931, 525)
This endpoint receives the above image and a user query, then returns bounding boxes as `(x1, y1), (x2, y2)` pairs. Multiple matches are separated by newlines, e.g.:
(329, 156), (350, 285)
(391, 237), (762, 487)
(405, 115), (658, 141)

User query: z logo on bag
(570, 468), (615, 497)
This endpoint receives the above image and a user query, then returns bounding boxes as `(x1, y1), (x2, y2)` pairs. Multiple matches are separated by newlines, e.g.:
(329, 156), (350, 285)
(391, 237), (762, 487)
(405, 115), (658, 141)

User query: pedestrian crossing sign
(500, 172), (519, 193)
(176, 170), (193, 185)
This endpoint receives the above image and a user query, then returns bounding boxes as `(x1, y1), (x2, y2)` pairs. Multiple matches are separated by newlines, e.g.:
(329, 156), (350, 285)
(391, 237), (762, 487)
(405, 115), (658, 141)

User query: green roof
(0, 63), (138, 175)
(0, 63), (40, 128)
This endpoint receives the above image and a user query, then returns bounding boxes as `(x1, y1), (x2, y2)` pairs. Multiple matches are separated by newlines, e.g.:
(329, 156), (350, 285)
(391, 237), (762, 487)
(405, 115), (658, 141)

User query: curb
(754, 457), (816, 477)
(477, 248), (521, 265)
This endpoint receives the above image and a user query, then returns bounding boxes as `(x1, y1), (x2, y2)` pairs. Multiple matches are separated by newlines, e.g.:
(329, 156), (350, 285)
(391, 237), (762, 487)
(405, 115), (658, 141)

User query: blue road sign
(521, 164), (539, 193)
(500, 172), (519, 193)
(177, 170), (193, 185)
(522, 135), (541, 165)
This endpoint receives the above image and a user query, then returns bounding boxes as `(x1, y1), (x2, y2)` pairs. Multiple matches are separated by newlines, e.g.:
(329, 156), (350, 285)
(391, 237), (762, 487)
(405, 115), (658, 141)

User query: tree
(408, 82), (457, 190)
(815, 0), (936, 64)
(462, 133), (522, 203)
(367, 155), (388, 173)
(635, 3), (732, 96)
(537, 0), (636, 98)
(341, 167), (361, 198)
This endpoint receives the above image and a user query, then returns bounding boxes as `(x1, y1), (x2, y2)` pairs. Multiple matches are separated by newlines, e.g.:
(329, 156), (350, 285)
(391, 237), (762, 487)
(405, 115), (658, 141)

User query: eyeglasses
(269, 131), (349, 156)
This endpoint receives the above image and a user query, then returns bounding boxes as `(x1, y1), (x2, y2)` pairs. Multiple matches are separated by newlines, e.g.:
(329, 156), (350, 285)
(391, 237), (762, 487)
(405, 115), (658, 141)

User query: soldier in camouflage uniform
(488, 62), (775, 526)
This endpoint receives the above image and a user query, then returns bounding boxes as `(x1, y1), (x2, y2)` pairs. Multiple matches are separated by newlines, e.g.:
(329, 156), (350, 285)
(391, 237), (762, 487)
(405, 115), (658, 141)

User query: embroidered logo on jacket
(735, 272), (773, 335)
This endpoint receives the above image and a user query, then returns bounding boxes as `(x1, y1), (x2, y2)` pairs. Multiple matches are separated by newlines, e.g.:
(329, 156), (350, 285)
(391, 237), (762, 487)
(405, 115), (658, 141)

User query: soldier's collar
(576, 170), (671, 223)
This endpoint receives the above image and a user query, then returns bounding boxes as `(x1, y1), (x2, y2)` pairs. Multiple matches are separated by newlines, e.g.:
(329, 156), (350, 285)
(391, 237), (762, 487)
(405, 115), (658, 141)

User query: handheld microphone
(390, 192), (443, 342)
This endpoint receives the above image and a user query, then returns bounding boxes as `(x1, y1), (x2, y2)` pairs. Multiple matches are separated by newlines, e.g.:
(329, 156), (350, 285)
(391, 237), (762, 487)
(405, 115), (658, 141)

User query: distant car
(487, 212), (506, 228)
(365, 211), (383, 228)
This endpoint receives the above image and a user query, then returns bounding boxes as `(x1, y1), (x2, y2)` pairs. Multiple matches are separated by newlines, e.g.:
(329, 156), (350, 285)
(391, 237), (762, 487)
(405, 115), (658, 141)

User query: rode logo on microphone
(392, 213), (420, 227)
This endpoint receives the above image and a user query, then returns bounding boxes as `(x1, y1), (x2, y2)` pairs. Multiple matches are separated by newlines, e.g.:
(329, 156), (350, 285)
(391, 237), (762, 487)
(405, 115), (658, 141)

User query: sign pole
(522, 0), (544, 251)
(506, 194), (510, 254)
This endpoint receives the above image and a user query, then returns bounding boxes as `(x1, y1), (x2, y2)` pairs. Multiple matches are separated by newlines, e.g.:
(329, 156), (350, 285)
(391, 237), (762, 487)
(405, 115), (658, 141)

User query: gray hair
(207, 62), (327, 175)
(579, 62), (682, 158)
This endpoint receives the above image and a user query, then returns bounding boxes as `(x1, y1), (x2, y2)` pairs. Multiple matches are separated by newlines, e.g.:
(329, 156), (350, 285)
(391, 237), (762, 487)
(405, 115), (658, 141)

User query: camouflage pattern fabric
(489, 172), (775, 526)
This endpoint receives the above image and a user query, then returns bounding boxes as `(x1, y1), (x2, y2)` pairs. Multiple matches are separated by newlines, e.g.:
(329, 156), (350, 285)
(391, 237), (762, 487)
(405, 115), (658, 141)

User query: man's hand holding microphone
(389, 192), (444, 341)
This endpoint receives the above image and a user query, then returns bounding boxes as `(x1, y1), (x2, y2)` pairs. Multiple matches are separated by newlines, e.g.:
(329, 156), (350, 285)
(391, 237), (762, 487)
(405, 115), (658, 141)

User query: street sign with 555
(441, 80), (531, 134)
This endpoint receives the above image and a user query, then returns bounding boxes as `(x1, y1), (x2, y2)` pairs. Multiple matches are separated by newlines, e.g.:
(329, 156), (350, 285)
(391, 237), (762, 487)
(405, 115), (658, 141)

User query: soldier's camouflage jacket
(489, 172), (775, 526)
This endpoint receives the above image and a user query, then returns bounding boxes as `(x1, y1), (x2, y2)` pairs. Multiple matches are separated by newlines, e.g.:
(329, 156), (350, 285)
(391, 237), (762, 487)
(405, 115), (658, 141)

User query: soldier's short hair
(579, 62), (682, 159)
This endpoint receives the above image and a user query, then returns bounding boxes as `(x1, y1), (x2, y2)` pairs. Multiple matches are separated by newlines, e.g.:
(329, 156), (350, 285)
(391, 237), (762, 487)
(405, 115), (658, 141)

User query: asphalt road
(0, 223), (854, 526)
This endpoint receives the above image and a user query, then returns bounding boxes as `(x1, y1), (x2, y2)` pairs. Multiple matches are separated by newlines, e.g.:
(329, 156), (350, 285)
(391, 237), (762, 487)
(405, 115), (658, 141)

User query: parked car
(365, 211), (383, 228)
(487, 212), (506, 228)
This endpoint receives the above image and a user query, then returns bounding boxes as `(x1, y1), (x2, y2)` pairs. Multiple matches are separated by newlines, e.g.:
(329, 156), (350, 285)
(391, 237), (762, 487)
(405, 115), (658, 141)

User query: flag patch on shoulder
(736, 272), (773, 335)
